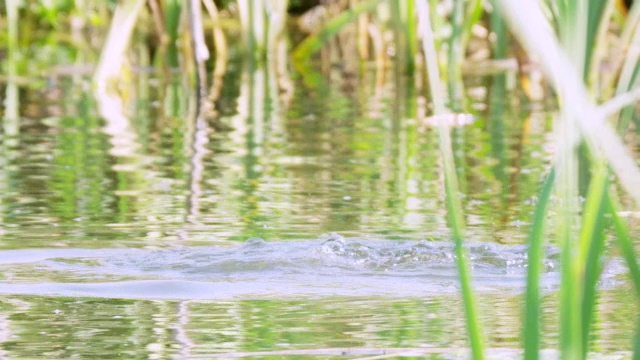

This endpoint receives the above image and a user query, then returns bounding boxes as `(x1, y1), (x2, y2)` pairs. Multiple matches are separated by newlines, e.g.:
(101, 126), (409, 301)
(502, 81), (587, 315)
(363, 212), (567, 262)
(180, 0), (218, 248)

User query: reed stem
(418, 2), (484, 358)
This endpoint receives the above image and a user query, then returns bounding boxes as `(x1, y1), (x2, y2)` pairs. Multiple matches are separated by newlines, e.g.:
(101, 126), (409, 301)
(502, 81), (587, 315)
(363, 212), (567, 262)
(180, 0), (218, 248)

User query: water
(2, 234), (602, 300)
(0, 46), (637, 358)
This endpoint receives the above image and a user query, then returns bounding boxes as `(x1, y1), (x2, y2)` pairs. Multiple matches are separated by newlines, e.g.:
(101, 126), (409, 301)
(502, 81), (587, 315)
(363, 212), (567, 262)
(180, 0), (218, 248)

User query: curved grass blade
(607, 197), (640, 296)
(607, 183), (640, 360)
(634, 316), (640, 360)
(417, 2), (484, 358)
(292, 0), (383, 62)
(524, 169), (555, 360)
(578, 164), (608, 357)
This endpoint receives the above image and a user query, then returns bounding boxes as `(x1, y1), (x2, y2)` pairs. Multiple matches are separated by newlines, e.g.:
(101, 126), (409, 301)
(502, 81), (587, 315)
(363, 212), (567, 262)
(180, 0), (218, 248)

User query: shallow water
(1, 43), (638, 358)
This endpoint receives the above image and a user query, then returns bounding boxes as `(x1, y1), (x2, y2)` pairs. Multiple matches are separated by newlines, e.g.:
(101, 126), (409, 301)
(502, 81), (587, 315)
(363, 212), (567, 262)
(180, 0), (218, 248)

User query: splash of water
(0, 233), (624, 300)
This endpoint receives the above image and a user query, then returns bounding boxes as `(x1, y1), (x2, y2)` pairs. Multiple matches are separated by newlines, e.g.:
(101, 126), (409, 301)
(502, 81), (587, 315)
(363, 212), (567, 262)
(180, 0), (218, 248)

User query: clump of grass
(496, 1), (640, 359)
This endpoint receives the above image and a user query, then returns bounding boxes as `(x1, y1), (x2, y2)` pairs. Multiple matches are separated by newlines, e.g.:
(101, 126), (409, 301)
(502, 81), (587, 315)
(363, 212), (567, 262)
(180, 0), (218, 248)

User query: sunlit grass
(498, 1), (640, 359)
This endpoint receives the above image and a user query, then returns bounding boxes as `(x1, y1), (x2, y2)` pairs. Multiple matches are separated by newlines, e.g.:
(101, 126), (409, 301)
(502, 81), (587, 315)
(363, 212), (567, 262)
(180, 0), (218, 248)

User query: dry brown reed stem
(202, 0), (228, 78)
(148, 0), (168, 45)
(356, 1), (370, 60)
(368, 22), (386, 86)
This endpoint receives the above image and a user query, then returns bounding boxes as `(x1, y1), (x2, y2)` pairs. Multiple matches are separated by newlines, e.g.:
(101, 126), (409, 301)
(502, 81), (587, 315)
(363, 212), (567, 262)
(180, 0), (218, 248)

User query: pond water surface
(0, 44), (638, 358)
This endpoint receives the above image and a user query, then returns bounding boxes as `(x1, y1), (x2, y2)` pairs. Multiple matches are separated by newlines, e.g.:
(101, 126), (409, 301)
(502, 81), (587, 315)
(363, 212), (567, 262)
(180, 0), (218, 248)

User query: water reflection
(0, 289), (635, 358)
(0, 49), (555, 248)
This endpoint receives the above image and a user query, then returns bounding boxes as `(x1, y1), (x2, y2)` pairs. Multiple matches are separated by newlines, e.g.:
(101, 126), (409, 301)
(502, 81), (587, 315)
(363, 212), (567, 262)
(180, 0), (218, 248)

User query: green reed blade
(585, 0), (608, 81)
(165, 0), (182, 42)
(165, 0), (182, 67)
(634, 316), (640, 360)
(607, 196), (640, 297)
(494, 2), (636, 358)
(490, 0), (507, 58)
(417, 2), (484, 358)
(607, 184), (640, 360)
(524, 169), (555, 360)
(292, 0), (383, 62)
(578, 163), (608, 357)
(560, 224), (582, 360)
(555, 112), (582, 360)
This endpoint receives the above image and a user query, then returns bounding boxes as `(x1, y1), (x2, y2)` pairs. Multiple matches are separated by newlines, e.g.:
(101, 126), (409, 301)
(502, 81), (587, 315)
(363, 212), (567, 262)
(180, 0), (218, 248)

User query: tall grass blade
(417, 2), (484, 358)
(584, 0), (608, 82)
(293, 0), (383, 62)
(578, 163), (608, 357)
(496, 1), (640, 358)
(556, 111), (581, 360)
(559, 226), (582, 360)
(164, 0), (182, 67)
(607, 197), (640, 296)
(634, 316), (640, 360)
(489, 0), (505, 54)
(606, 190), (640, 360)
(524, 170), (555, 360)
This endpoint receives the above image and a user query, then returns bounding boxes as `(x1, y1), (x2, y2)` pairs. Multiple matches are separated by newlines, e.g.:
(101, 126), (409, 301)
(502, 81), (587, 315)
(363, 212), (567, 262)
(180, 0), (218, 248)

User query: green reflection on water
(1, 53), (486, 247)
(0, 288), (636, 358)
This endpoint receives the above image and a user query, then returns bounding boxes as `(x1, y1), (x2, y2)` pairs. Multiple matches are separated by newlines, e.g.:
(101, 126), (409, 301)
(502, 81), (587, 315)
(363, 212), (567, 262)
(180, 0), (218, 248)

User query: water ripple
(0, 233), (624, 300)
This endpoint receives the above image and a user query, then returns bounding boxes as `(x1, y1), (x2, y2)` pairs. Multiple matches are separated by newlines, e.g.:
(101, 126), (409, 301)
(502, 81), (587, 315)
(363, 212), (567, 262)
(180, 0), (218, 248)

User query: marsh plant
(2, 0), (640, 358)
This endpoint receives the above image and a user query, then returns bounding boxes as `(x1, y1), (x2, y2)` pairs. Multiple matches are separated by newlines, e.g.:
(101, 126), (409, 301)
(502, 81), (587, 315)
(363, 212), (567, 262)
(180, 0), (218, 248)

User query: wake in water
(0, 233), (625, 300)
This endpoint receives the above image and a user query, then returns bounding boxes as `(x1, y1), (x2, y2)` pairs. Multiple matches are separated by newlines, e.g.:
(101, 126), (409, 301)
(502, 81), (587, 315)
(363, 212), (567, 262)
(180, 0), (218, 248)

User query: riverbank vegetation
(1, 0), (639, 358)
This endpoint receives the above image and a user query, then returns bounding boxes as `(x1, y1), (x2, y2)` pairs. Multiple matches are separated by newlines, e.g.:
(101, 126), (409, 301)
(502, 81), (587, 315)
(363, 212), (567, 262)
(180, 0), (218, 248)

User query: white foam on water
(0, 234), (626, 300)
